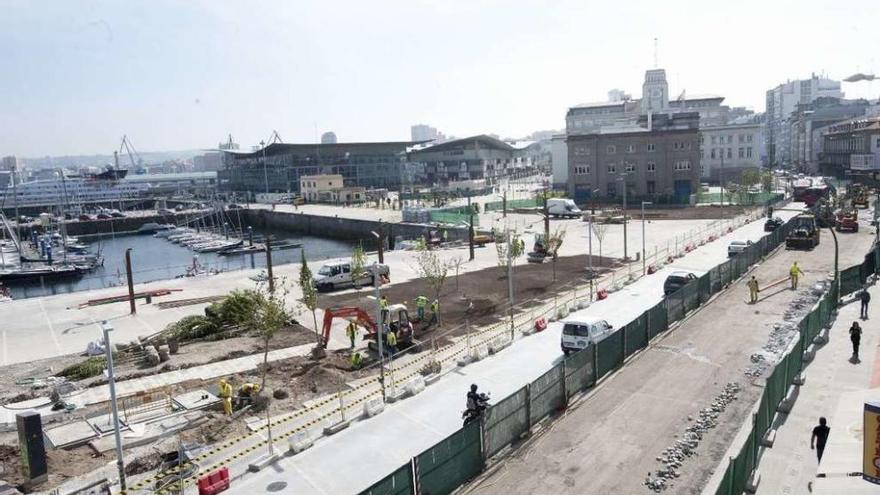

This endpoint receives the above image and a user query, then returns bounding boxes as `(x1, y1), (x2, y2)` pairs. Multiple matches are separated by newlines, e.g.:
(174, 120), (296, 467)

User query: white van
(560, 317), (614, 356)
(546, 198), (582, 219)
(314, 261), (390, 292)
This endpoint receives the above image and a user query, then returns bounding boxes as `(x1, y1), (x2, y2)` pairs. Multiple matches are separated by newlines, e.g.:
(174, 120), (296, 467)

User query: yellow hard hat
(219, 378), (227, 385)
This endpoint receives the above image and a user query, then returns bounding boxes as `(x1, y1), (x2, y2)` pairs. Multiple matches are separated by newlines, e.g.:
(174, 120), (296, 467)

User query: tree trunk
(260, 334), (270, 392)
(311, 308), (319, 343)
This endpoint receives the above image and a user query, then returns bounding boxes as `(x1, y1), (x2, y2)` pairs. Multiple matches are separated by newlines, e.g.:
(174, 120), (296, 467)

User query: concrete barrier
(404, 377), (426, 397)
(363, 397), (385, 417)
(288, 432), (314, 454)
(488, 335), (512, 354)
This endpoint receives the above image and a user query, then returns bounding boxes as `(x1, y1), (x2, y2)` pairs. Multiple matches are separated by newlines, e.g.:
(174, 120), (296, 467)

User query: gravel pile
(644, 382), (742, 492)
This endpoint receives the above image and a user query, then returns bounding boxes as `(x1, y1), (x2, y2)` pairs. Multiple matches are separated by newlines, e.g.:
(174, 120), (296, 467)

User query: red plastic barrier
(596, 289), (609, 300)
(534, 318), (548, 333)
(198, 467), (230, 495)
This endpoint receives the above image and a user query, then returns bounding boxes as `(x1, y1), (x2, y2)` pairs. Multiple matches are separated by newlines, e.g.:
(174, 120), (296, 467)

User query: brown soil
(643, 206), (749, 220)
(322, 254), (618, 339)
(0, 443), (108, 493)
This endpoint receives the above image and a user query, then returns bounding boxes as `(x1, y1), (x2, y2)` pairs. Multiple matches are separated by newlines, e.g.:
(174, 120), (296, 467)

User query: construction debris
(644, 382), (741, 492)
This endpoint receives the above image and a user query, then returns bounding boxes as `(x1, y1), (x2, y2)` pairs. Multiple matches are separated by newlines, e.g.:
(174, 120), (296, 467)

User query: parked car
(157, 208), (174, 216)
(663, 271), (697, 295)
(227, 203), (242, 210)
(560, 317), (614, 356)
(110, 211), (126, 218)
(63, 213), (74, 220)
(727, 240), (753, 257)
(78, 214), (92, 221)
(314, 261), (390, 292)
(764, 216), (784, 232)
(96, 213), (112, 220)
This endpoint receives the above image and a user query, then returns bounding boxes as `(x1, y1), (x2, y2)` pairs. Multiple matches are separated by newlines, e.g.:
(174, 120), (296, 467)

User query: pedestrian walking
(790, 261), (804, 290)
(811, 417), (830, 462)
(747, 276), (760, 304)
(346, 321), (357, 349)
(860, 288), (871, 319)
(850, 321), (863, 361)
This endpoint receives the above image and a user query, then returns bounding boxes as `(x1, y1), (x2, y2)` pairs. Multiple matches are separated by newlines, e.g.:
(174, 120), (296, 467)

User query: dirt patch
(644, 206), (750, 220)
(322, 253), (618, 340)
(0, 443), (107, 493)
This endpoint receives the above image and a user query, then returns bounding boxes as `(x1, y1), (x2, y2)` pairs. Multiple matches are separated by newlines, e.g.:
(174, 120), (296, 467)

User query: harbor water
(6, 229), (359, 300)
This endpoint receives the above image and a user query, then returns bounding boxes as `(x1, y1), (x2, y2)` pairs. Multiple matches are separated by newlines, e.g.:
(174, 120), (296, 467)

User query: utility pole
(622, 177), (629, 261)
(506, 227), (514, 336)
(373, 262), (386, 400)
(502, 190), (507, 218)
(720, 149), (725, 208)
(124, 248), (136, 315)
(587, 213), (594, 301)
(377, 222), (384, 264)
(101, 321), (126, 492)
(467, 195), (475, 261)
(641, 201), (653, 275)
(542, 189), (550, 243)
(265, 235), (275, 293)
(261, 140), (269, 196)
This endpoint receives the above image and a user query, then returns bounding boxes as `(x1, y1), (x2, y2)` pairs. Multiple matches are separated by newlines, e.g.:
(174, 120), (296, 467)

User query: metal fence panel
(361, 462), (414, 495)
(666, 292), (684, 324)
(682, 281), (699, 312)
(483, 387), (529, 459)
(564, 345), (595, 398)
(698, 273), (712, 305)
(624, 313), (649, 357)
(597, 330), (624, 379)
(416, 421), (483, 495)
(529, 365), (565, 427)
(719, 261), (732, 287)
(648, 300), (668, 339)
(840, 265), (862, 296)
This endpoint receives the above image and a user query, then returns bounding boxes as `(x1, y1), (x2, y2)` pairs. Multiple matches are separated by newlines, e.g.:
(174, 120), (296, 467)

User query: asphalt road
(462, 220), (875, 494)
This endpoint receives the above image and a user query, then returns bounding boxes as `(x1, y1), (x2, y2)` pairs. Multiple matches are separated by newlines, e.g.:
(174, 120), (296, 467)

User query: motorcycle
(462, 392), (490, 426)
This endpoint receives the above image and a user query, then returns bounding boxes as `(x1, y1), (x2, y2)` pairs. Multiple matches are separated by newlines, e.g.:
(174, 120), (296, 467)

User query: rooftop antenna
(653, 37), (658, 68)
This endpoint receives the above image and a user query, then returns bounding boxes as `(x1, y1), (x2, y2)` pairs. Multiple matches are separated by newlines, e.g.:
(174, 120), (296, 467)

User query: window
(606, 145), (616, 154)
(727, 135), (733, 144)
(625, 162), (636, 173)
(738, 148), (744, 158)
(574, 165), (590, 175)
(711, 136), (717, 145)
(746, 147), (753, 158)
(710, 149), (716, 159)
(673, 142), (680, 150)
(647, 162), (656, 172)
(674, 161), (691, 171)
(738, 134), (745, 143)
(626, 144), (636, 153)
(647, 143), (656, 152)
(747, 134), (753, 143)
(606, 182), (616, 196)
(607, 163), (616, 174)
(727, 148), (732, 159)
(574, 146), (586, 156)
(647, 181), (656, 194)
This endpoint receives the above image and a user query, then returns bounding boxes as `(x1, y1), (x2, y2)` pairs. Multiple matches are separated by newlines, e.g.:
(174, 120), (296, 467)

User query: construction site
(1, 178), (879, 495)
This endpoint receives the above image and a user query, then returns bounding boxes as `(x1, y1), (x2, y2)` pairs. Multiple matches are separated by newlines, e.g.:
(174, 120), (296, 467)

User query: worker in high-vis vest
(350, 351), (363, 369)
(346, 321), (357, 349)
(415, 295), (428, 321)
(380, 295), (389, 323)
(747, 276), (760, 304)
(218, 378), (233, 415)
(429, 299), (440, 325)
(790, 262), (805, 290)
(385, 330), (398, 357)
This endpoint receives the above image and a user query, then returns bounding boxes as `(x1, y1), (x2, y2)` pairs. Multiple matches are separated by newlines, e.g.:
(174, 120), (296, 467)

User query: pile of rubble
(744, 282), (827, 379)
(644, 382), (742, 492)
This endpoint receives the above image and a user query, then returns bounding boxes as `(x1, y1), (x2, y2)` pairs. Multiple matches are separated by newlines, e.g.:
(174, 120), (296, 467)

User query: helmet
(470, 384), (478, 393)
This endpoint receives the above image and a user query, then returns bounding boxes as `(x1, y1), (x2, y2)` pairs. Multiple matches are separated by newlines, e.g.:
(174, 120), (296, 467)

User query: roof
(218, 141), (418, 158)
(408, 135), (515, 154)
(125, 171), (217, 182)
(570, 101), (628, 110)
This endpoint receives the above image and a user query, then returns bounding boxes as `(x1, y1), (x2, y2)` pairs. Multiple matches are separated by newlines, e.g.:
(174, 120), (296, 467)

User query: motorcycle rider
(464, 384), (489, 425)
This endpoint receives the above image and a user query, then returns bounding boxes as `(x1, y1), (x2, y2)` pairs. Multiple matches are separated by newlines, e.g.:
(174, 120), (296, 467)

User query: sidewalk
(756, 285), (880, 494)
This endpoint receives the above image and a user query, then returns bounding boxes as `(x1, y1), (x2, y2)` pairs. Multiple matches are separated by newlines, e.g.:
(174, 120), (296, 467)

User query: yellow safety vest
(790, 265), (799, 276)
(380, 298), (389, 309)
(386, 332), (397, 346)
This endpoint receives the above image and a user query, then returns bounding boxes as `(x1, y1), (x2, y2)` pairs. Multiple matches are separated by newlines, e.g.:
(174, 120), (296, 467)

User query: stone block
(404, 377), (426, 397)
(363, 397), (385, 417)
(813, 328), (829, 345)
(247, 450), (281, 472)
(425, 373), (442, 386)
(746, 470), (761, 493)
(488, 335), (512, 354)
(287, 432), (313, 454)
(323, 420), (350, 435)
(471, 345), (489, 362)
(793, 372), (806, 386)
(761, 429), (776, 448)
(157, 345), (170, 362)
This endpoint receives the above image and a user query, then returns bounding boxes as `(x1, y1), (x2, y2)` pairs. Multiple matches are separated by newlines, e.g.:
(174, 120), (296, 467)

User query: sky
(1, 0), (878, 157)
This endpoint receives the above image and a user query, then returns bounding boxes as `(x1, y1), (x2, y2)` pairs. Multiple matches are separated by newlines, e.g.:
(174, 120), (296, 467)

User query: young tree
(546, 227), (567, 282)
(740, 168), (762, 204)
(591, 222), (608, 266)
(245, 280), (294, 393)
(350, 242), (367, 289)
(414, 242), (451, 326)
(298, 250), (320, 342)
(493, 227), (524, 277)
(451, 256), (464, 292)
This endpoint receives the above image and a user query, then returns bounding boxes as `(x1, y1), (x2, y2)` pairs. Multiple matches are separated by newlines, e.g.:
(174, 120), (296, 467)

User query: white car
(727, 239), (752, 257)
(561, 317), (614, 356)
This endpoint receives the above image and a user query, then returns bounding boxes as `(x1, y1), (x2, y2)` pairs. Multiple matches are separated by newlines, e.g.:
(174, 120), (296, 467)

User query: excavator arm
(320, 307), (378, 348)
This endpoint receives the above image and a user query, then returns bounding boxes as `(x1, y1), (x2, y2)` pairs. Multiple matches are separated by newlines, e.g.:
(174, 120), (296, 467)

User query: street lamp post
(617, 174), (631, 260)
(587, 212), (594, 300)
(101, 321), (126, 491)
(372, 262), (386, 400)
(641, 201), (653, 275)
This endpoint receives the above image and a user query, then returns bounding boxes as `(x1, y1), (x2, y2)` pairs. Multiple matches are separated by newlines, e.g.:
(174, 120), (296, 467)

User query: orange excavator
(320, 305), (415, 351)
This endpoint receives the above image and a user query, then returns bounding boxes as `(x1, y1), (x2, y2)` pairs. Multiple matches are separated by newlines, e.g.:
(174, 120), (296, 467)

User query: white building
(550, 134), (568, 188)
(765, 75), (843, 166)
(699, 124), (763, 182)
(410, 124), (444, 143)
(299, 173), (365, 204)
